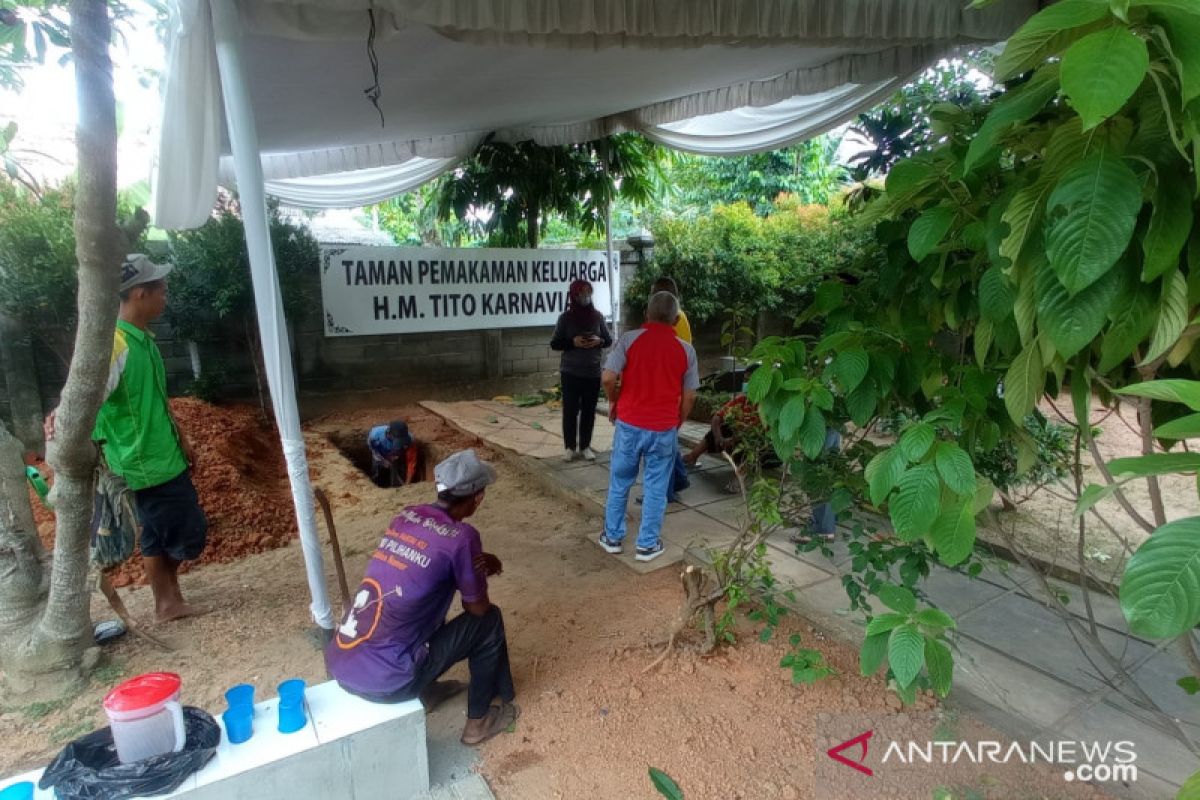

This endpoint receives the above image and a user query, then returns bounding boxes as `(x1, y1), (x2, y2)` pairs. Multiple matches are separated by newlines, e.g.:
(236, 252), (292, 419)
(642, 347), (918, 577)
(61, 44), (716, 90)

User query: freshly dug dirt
(27, 399), (296, 587)
(4, 401), (1115, 800)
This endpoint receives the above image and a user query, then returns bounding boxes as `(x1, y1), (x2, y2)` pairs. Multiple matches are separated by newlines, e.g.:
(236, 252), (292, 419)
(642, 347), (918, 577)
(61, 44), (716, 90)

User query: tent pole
(603, 166), (619, 339)
(210, 0), (334, 631)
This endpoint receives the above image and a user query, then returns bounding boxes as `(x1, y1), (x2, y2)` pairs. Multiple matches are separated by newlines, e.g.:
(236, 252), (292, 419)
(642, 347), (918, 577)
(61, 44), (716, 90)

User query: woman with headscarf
(550, 279), (613, 462)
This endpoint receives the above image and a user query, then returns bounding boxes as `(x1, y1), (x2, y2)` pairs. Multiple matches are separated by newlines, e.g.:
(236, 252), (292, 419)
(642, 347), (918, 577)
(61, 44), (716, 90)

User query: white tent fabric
(158, 0), (1036, 227)
(254, 158), (462, 208)
(156, 0), (1038, 630)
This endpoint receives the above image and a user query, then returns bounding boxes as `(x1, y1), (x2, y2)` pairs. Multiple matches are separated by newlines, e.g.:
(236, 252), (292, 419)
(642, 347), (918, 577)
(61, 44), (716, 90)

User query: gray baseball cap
(434, 449), (497, 497)
(120, 254), (172, 293)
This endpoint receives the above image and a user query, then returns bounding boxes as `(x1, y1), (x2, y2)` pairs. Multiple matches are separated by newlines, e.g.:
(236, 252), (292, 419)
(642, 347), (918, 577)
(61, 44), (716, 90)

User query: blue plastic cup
(224, 683), (254, 710)
(0, 781), (34, 800)
(277, 679), (307, 734)
(222, 706), (254, 745)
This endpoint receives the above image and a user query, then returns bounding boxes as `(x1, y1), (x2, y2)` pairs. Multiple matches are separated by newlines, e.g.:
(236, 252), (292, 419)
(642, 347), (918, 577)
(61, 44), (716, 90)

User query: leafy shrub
(627, 199), (875, 325)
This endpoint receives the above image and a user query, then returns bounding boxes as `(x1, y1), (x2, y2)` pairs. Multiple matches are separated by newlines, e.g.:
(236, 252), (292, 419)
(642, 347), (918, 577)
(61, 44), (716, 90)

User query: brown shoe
(460, 701), (520, 746)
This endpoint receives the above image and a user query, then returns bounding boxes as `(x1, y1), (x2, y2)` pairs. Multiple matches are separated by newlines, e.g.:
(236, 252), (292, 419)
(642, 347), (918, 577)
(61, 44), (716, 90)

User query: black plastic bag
(39, 707), (220, 800)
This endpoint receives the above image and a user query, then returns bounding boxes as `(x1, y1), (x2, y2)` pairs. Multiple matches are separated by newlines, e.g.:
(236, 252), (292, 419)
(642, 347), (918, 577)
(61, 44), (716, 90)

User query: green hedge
(626, 197), (877, 325)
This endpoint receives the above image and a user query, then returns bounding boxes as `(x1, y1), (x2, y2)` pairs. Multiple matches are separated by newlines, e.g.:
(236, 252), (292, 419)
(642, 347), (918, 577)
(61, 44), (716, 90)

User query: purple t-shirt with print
(324, 503), (487, 696)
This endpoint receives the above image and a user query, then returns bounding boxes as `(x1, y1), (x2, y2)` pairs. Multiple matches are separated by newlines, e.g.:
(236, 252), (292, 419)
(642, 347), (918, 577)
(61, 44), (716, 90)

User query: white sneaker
(581, 447), (597, 461)
(562, 449), (579, 462)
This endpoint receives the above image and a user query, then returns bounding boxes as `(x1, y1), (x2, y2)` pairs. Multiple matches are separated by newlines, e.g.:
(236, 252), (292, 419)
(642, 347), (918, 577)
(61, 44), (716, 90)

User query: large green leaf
(964, 67), (1062, 173)
(1153, 412), (1200, 439)
(1118, 379), (1200, 410)
(931, 499), (977, 567)
(934, 443), (976, 496)
(1098, 281), (1157, 372)
(889, 464), (941, 541)
(1142, 269), (1189, 365)
(1061, 27), (1149, 131)
(1043, 117), (1091, 178)
(888, 624), (926, 688)
(649, 768), (684, 800)
(1149, 5), (1200, 105)
(974, 318), (995, 368)
(746, 365), (775, 403)
(1036, 258), (1121, 359)
(1013, 270), (1037, 346)
(866, 612), (909, 636)
(1107, 452), (1200, 477)
(877, 585), (917, 614)
(908, 206), (955, 262)
(860, 631), (890, 677)
(1045, 152), (1143, 294)
(899, 422), (936, 462)
(1120, 516), (1200, 638)
(924, 638), (954, 698)
(1074, 481), (1129, 521)
(833, 348), (870, 392)
(799, 405), (827, 460)
(1143, 172), (1195, 281)
(777, 394), (807, 440)
(979, 266), (1016, 322)
(999, 181), (1052, 265)
(1179, 768), (1200, 800)
(1004, 342), (1045, 422)
(846, 380), (878, 427)
(885, 157), (937, 197)
(915, 608), (956, 630)
(994, 0), (1111, 81)
(866, 447), (907, 507)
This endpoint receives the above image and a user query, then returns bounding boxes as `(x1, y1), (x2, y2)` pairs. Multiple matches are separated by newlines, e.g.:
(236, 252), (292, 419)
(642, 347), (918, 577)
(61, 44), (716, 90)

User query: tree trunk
(526, 199), (540, 249)
(0, 312), (45, 456)
(0, 0), (119, 698)
(0, 421), (48, 679)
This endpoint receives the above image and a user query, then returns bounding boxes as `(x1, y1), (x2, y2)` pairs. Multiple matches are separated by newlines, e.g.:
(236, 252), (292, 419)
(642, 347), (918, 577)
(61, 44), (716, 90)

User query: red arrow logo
(827, 730), (874, 776)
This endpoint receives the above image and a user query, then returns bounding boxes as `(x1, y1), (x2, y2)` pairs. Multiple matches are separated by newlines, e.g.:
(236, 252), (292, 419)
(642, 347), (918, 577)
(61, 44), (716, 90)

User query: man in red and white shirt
(597, 292), (700, 562)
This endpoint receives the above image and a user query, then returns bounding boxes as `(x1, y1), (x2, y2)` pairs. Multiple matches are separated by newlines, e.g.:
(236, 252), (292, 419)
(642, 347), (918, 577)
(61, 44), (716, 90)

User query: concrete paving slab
(957, 593), (1155, 696)
(918, 567), (1012, 618)
(695, 496), (750, 530)
(1122, 650), (1200, 732)
(1016, 576), (1134, 639)
(676, 467), (741, 507)
(660, 509), (743, 552)
(949, 636), (1088, 731)
(763, 547), (837, 588)
(1055, 701), (1197, 796)
(421, 400), (615, 459)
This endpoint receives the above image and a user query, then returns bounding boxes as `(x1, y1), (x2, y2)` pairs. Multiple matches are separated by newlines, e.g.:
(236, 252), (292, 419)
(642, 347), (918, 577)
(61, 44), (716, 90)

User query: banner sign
(320, 246), (617, 336)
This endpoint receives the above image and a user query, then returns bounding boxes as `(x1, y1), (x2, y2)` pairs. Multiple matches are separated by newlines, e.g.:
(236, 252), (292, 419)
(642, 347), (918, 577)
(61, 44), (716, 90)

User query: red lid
(103, 672), (182, 712)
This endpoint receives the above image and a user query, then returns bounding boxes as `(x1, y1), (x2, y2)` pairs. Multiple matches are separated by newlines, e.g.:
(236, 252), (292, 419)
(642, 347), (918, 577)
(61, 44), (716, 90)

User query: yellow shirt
(674, 310), (693, 343)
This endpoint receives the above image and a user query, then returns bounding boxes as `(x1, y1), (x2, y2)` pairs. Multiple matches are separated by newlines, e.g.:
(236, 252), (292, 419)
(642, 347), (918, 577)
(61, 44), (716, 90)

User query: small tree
(433, 133), (661, 248)
(167, 197), (316, 412)
(0, 0), (133, 699)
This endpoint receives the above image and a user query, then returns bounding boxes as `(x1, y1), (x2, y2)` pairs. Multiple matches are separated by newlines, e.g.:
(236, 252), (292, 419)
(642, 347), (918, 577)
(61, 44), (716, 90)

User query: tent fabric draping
(251, 158), (462, 208)
(155, 0), (1038, 631)
(156, 0), (1037, 227)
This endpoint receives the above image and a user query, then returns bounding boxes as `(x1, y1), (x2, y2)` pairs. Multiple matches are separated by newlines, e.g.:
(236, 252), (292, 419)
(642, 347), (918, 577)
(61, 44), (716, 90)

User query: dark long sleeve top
(550, 309), (613, 378)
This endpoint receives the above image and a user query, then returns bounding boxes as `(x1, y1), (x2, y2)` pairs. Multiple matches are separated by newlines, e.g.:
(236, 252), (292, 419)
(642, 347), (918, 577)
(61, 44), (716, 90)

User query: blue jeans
(809, 429), (843, 535)
(670, 448), (689, 501)
(605, 420), (677, 549)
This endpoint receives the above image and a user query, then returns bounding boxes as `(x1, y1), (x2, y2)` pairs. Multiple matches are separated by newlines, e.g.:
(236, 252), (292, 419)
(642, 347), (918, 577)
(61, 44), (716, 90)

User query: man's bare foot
(155, 601), (210, 623)
(460, 701), (519, 746)
(419, 679), (467, 712)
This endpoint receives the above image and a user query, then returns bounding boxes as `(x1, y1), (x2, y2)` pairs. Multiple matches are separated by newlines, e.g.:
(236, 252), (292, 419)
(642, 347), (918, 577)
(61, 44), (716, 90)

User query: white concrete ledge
(1, 681), (429, 800)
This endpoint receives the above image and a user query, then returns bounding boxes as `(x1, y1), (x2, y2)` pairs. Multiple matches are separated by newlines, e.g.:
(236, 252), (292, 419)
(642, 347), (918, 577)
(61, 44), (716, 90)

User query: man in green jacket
(47, 254), (208, 623)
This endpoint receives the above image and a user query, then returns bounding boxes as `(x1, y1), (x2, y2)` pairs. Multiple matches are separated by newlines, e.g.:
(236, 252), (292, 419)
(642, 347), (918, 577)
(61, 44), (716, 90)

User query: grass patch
(21, 697), (69, 720)
(91, 662), (125, 685)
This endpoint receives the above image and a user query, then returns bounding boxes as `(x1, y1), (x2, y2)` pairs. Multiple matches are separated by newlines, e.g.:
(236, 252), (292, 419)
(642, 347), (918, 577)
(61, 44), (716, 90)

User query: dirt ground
(976, 394), (1199, 584)
(1, 400), (1117, 799)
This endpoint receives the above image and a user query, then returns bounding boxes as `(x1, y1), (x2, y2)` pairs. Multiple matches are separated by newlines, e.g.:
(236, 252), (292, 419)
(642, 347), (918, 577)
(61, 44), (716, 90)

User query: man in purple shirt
(325, 449), (518, 745)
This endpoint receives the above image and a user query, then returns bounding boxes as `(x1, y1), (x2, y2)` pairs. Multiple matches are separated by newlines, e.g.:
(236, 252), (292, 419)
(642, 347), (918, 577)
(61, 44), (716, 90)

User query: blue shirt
(368, 424), (404, 463)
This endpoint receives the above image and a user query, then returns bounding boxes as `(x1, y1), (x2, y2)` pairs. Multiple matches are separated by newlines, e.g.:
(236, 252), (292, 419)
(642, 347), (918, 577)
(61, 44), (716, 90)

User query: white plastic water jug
(102, 672), (186, 764)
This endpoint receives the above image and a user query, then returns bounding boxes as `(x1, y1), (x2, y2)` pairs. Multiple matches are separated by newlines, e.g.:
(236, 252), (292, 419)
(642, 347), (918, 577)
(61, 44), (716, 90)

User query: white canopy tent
(154, 0), (1038, 631)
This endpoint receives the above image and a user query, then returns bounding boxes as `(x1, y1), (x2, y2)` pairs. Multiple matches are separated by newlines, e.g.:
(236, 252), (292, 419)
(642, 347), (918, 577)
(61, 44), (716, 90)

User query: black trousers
(348, 606), (515, 720)
(561, 371), (601, 451)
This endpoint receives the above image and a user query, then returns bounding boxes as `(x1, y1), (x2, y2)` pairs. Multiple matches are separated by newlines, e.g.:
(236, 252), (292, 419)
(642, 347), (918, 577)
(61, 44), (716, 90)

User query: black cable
(363, 7), (385, 127)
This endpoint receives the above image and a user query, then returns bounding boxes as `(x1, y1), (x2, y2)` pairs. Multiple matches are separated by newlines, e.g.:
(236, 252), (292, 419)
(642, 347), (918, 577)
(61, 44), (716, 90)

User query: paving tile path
(424, 400), (1196, 797)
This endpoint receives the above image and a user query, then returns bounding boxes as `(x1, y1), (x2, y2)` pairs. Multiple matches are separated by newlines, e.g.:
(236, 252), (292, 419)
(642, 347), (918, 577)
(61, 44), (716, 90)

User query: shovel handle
(314, 488), (352, 613)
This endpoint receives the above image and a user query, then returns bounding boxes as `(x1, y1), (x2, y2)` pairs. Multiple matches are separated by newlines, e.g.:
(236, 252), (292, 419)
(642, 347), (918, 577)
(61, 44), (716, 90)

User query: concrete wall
(0, 243), (660, 429)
